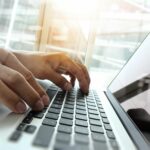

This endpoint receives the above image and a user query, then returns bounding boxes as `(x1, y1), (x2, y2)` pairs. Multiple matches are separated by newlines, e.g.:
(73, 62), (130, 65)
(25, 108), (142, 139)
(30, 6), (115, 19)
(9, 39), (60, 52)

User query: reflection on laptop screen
(108, 33), (150, 133)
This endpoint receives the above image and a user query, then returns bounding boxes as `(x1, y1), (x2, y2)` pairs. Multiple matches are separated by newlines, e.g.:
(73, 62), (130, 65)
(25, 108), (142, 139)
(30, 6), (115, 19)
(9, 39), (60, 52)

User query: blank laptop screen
(108, 33), (150, 135)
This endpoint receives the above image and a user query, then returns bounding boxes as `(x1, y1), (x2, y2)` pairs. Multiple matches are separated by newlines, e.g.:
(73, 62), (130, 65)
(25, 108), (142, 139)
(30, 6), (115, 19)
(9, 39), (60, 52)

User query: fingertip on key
(42, 95), (50, 106)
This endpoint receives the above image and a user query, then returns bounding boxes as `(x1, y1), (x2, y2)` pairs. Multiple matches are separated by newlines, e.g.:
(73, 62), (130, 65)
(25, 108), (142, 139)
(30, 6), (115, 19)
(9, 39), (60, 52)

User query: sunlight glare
(53, 0), (99, 17)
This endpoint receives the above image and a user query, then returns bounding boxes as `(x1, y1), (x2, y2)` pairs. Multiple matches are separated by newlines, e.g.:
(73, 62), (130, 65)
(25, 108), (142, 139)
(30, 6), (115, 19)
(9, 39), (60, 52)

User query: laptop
(0, 33), (150, 150)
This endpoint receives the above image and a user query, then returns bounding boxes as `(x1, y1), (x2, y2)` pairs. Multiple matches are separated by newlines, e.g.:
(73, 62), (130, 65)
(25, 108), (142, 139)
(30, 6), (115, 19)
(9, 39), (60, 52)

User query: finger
(0, 80), (27, 113)
(70, 64), (89, 93)
(45, 67), (72, 91)
(59, 60), (89, 94)
(24, 73), (49, 106)
(3, 52), (49, 106)
(78, 64), (90, 86)
(0, 65), (44, 111)
(71, 55), (90, 87)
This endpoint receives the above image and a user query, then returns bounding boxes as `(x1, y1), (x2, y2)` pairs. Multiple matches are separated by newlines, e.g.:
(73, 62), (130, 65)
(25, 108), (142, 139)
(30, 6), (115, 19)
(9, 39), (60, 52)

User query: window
(0, 0), (41, 51)
(0, 0), (150, 87)
(38, 0), (150, 87)
(89, 0), (150, 87)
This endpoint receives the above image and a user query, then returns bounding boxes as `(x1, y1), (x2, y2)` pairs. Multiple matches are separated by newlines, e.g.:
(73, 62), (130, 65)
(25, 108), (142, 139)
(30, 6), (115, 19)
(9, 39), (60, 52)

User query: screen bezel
(106, 33), (150, 150)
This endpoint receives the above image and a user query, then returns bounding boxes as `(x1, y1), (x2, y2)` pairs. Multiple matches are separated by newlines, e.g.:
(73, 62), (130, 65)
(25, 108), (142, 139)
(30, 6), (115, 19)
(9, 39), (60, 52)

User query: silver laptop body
(0, 34), (150, 150)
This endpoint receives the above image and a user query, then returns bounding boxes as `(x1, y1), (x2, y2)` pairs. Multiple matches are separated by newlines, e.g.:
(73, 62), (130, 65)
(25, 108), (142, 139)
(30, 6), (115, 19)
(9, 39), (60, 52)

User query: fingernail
(64, 83), (72, 91)
(15, 102), (27, 113)
(34, 100), (44, 111)
(42, 95), (49, 106)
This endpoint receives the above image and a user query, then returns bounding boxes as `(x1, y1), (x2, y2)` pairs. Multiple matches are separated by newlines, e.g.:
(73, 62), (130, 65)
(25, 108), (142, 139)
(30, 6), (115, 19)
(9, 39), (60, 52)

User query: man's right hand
(0, 49), (49, 113)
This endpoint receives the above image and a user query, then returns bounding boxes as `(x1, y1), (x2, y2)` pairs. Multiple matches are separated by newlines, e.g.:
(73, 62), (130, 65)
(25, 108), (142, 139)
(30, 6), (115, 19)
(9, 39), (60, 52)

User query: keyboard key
(65, 101), (74, 105)
(56, 133), (71, 143)
(22, 113), (33, 124)
(51, 104), (62, 109)
(77, 99), (85, 102)
(55, 97), (64, 101)
(31, 112), (44, 119)
(87, 105), (97, 110)
(31, 108), (47, 113)
(86, 95), (94, 101)
(49, 108), (60, 114)
(89, 114), (100, 120)
(9, 131), (22, 141)
(94, 142), (108, 150)
(59, 118), (73, 126)
(67, 94), (75, 98)
(24, 125), (36, 134)
(86, 97), (94, 101)
(76, 114), (87, 121)
(110, 140), (119, 150)
(57, 91), (66, 97)
(53, 100), (63, 105)
(76, 102), (85, 106)
(97, 104), (103, 109)
(54, 142), (70, 150)
(75, 126), (89, 135)
(76, 105), (86, 110)
(99, 108), (105, 113)
(63, 108), (74, 114)
(87, 102), (96, 107)
(75, 120), (88, 127)
(96, 101), (102, 105)
(76, 109), (86, 115)
(75, 134), (89, 144)
(102, 118), (109, 124)
(33, 125), (54, 147)
(61, 113), (73, 120)
(64, 104), (74, 109)
(89, 119), (102, 126)
(66, 94), (74, 98)
(92, 133), (106, 142)
(90, 125), (104, 134)
(106, 131), (116, 139)
(67, 93), (75, 97)
(73, 145), (90, 150)
(66, 97), (75, 102)
(100, 113), (107, 118)
(46, 89), (57, 99)
(86, 98), (93, 102)
(58, 125), (72, 134)
(88, 109), (99, 115)
(42, 118), (57, 127)
(45, 113), (59, 120)
(104, 124), (112, 131)
(16, 123), (26, 131)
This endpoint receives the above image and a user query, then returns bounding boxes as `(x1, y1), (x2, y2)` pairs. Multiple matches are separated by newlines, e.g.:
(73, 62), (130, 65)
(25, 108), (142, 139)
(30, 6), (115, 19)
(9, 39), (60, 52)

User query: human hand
(0, 49), (49, 113)
(14, 52), (90, 94)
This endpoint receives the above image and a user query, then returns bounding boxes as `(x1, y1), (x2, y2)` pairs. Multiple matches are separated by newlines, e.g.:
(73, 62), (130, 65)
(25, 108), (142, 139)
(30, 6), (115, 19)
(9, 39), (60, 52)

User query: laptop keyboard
(9, 84), (119, 150)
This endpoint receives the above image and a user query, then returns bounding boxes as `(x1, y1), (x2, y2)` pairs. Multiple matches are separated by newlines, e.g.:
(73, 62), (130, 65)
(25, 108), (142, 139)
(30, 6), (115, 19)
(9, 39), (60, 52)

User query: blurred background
(0, 0), (150, 88)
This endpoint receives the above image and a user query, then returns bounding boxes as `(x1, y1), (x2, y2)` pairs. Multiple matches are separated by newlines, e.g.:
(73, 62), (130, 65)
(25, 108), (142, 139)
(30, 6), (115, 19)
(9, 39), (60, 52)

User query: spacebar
(33, 125), (54, 147)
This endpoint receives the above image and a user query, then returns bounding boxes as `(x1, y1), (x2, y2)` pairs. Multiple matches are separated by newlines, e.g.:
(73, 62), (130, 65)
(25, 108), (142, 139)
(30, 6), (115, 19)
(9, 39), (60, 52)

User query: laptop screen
(108, 33), (150, 134)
